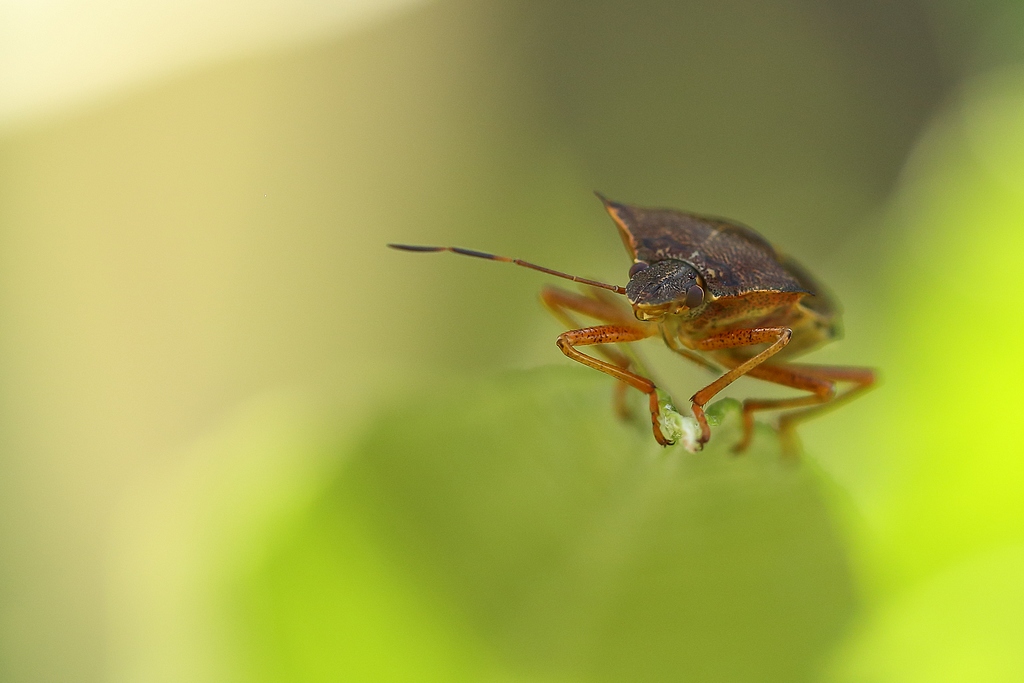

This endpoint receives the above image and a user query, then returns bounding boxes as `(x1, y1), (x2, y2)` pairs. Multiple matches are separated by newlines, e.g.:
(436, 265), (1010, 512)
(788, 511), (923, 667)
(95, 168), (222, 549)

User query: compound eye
(684, 284), (704, 308)
(628, 261), (649, 278)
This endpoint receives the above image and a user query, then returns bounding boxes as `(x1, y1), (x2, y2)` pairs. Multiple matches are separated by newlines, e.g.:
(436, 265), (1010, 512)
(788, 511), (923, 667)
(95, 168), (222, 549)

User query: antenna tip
(388, 243), (441, 252)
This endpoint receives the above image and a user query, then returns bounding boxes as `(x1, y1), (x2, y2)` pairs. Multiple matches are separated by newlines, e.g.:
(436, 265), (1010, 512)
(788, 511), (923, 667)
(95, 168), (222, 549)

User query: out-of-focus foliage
(825, 67), (1024, 682)
(242, 367), (856, 682)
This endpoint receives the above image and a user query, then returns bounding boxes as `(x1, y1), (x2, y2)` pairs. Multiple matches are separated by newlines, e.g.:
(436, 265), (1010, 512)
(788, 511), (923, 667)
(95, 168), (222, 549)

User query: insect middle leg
(553, 324), (673, 444)
(541, 286), (646, 419)
(661, 328), (721, 374)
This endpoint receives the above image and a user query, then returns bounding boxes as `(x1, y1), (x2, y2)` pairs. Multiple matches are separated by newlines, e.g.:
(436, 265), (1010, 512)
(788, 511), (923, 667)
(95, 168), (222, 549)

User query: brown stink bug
(389, 193), (875, 453)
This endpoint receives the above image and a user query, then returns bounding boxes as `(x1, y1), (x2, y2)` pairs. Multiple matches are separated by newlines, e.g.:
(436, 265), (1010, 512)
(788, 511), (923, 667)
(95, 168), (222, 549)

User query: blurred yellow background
(1, 1), (1023, 681)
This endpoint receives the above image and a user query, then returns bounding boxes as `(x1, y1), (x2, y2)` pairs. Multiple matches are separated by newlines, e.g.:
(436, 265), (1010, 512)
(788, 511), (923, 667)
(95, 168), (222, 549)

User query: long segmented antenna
(388, 243), (627, 295)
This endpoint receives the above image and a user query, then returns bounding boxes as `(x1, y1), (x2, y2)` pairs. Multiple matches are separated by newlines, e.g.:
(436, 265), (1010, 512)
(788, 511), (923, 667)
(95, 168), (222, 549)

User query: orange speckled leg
(554, 325), (673, 444)
(661, 328), (721, 374)
(688, 327), (792, 446)
(732, 363), (835, 453)
(541, 286), (634, 329)
(777, 364), (876, 454)
(541, 286), (645, 420)
(732, 363), (876, 455)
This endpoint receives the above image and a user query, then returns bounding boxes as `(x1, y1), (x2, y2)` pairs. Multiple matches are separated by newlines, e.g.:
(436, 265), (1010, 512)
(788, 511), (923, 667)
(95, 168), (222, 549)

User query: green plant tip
(706, 398), (742, 427)
(656, 390), (703, 453)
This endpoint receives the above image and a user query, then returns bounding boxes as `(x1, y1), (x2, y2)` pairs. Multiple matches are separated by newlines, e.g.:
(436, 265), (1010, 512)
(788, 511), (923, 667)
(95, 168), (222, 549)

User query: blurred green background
(1, 1), (1023, 681)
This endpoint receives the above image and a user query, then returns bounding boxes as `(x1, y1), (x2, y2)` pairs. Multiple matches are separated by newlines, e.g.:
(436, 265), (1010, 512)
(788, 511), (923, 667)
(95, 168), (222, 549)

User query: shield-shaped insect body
(390, 194), (875, 453)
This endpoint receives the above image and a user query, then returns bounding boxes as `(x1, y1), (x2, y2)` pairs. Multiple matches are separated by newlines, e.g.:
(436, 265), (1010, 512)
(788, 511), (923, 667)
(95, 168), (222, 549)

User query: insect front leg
(688, 327), (793, 446)
(553, 325), (675, 445)
(541, 286), (646, 420)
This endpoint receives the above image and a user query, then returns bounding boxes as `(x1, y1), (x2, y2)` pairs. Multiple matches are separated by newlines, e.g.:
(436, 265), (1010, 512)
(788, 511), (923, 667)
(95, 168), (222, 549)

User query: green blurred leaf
(235, 489), (498, 683)
(240, 366), (857, 682)
(829, 543), (1024, 683)
(858, 67), (1024, 589)
(824, 66), (1024, 683)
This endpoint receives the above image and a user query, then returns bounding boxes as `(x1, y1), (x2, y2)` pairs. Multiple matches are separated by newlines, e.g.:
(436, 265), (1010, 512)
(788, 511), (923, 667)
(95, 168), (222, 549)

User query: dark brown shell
(599, 194), (810, 299)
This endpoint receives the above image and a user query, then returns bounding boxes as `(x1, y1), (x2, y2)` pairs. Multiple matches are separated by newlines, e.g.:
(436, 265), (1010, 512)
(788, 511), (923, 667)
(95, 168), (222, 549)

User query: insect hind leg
(776, 365), (876, 453)
(739, 363), (876, 455)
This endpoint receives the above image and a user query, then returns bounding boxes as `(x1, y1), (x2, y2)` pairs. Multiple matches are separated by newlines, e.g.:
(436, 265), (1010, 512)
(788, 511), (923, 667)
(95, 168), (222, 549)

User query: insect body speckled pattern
(389, 194), (875, 454)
